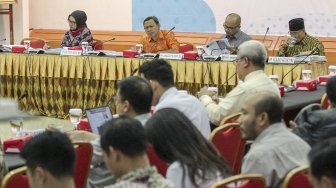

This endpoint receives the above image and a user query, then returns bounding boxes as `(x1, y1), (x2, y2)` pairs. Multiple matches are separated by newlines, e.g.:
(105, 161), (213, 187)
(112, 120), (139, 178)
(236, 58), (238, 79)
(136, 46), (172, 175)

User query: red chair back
(73, 142), (93, 188)
(211, 174), (266, 188)
(147, 144), (168, 177)
(209, 122), (246, 175)
(179, 43), (194, 53)
(1, 166), (29, 188)
(92, 39), (104, 50)
(20, 37), (46, 49)
(282, 165), (312, 188)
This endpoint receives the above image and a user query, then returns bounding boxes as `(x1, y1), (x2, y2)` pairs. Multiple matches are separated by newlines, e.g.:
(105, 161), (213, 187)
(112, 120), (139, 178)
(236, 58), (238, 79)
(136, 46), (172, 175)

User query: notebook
(85, 106), (113, 135)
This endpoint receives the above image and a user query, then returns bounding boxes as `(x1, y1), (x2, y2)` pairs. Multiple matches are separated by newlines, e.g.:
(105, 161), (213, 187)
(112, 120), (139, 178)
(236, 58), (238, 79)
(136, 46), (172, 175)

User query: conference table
(0, 53), (328, 118)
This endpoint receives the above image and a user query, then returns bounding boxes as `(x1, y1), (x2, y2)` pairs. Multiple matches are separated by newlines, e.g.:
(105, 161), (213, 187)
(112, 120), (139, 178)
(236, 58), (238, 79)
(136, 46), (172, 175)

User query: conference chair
(209, 122), (246, 175)
(211, 174), (266, 188)
(92, 39), (104, 50)
(220, 112), (242, 125)
(20, 37), (46, 49)
(282, 165), (312, 188)
(321, 93), (330, 109)
(73, 141), (93, 188)
(147, 144), (168, 177)
(1, 166), (29, 188)
(179, 42), (194, 53)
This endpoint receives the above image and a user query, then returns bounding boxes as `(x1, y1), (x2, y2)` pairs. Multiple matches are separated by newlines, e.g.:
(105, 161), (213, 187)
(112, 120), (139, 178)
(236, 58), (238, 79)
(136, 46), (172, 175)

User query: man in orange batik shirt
(139, 16), (179, 53)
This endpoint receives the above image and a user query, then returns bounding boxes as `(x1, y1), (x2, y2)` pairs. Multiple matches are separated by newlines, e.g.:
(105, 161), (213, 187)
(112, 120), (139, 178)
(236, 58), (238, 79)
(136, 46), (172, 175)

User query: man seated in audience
(68, 76), (153, 187)
(290, 76), (336, 146)
(278, 18), (324, 57)
(138, 16), (179, 53)
(20, 130), (76, 188)
(239, 93), (311, 188)
(139, 59), (211, 138)
(220, 13), (251, 54)
(198, 40), (279, 125)
(100, 116), (173, 188)
(308, 137), (336, 188)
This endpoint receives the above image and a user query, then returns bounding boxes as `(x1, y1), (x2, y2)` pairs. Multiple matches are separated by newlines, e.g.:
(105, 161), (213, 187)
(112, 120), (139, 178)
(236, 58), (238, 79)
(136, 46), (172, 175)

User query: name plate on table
(220, 54), (237, 61)
(159, 53), (184, 60)
(60, 49), (82, 56)
(268, 56), (295, 64)
(202, 54), (220, 61)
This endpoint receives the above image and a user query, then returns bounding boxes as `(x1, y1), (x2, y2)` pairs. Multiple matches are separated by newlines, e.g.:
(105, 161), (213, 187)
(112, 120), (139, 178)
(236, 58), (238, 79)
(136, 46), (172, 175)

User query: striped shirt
(277, 34), (325, 57)
(139, 30), (179, 53)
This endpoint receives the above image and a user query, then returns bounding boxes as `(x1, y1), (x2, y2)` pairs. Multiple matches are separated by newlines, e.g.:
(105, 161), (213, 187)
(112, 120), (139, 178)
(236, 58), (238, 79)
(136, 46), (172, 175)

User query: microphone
(131, 68), (138, 76)
(0, 38), (6, 42)
(223, 72), (237, 86)
(18, 92), (28, 101)
(262, 27), (270, 44)
(280, 47), (319, 84)
(166, 26), (175, 36)
(93, 38), (116, 50)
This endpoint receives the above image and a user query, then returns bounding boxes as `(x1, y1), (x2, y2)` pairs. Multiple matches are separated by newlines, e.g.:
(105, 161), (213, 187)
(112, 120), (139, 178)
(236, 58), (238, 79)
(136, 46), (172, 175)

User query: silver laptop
(85, 106), (113, 135)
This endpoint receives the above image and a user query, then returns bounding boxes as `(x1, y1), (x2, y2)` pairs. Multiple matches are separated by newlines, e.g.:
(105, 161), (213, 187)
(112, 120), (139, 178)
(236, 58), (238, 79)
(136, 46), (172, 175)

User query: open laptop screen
(85, 106), (113, 135)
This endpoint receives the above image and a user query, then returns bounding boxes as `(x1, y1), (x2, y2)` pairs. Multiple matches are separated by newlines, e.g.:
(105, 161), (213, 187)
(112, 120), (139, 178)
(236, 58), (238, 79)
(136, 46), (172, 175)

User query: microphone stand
(262, 27), (269, 44)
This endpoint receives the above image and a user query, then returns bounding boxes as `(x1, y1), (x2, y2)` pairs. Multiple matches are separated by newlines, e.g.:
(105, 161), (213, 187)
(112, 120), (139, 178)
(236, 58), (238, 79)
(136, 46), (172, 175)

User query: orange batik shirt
(139, 30), (179, 53)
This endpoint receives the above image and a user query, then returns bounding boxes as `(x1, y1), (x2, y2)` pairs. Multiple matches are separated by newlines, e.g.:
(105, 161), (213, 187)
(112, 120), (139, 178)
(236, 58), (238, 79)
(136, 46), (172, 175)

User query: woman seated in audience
(61, 10), (93, 47)
(145, 108), (231, 188)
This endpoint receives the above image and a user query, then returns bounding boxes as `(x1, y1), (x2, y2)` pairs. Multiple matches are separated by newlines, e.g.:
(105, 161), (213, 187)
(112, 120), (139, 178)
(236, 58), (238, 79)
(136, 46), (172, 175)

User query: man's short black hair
(309, 137), (336, 180)
(118, 76), (153, 114)
(20, 131), (75, 178)
(139, 59), (174, 88)
(326, 76), (336, 104)
(254, 94), (283, 124)
(100, 116), (148, 157)
(143, 16), (160, 25)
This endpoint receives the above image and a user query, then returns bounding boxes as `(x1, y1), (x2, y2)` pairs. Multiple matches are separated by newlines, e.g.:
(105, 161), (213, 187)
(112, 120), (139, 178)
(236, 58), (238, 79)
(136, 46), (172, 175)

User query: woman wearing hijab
(61, 10), (93, 47)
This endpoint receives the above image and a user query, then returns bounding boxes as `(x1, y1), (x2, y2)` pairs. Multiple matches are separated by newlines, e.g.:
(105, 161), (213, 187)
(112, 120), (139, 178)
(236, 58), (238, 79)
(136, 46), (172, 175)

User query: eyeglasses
(68, 20), (76, 25)
(224, 24), (240, 30)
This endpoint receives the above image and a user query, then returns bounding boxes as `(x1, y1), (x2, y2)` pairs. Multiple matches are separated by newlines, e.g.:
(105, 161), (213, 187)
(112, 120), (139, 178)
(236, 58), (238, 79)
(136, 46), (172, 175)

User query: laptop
(85, 106), (113, 135)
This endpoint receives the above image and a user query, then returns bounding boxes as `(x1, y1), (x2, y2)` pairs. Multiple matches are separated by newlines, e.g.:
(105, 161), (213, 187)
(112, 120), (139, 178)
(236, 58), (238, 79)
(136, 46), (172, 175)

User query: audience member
(220, 13), (251, 54)
(100, 116), (173, 188)
(199, 40), (279, 125)
(145, 108), (231, 188)
(61, 10), (93, 47)
(239, 93), (310, 188)
(138, 16), (179, 53)
(68, 76), (153, 187)
(291, 76), (336, 146)
(308, 137), (336, 188)
(139, 58), (211, 137)
(278, 18), (324, 57)
(20, 130), (76, 188)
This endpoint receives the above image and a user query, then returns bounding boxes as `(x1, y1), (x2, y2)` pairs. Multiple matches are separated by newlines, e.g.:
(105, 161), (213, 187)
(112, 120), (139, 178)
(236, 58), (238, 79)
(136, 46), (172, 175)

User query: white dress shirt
(200, 70), (280, 123)
(241, 122), (311, 188)
(155, 87), (211, 138)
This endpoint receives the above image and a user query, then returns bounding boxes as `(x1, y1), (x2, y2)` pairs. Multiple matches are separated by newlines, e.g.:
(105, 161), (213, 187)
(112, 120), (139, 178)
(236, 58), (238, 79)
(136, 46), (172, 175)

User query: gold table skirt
(0, 53), (327, 118)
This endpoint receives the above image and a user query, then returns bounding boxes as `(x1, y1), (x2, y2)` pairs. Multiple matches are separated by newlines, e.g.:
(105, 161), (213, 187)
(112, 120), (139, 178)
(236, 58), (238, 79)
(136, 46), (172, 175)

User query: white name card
(220, 54), (237, 61)
(60, 49), (82, 56)
(268, 56), (295, 64)
(159, 53), (184, 60)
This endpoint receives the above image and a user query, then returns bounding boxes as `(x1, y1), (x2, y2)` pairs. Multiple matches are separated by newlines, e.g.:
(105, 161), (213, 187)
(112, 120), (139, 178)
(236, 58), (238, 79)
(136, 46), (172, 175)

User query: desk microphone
(280, 47), (319, 84)
(18, 92), (28, 101)
(131, 68), (138, 76)
(0, 38), (6, 42)
(166, 26), (176, 36)
(262, 27), (270, 44)
(223, 72), (237, 86)
(93, 38), (116, 50)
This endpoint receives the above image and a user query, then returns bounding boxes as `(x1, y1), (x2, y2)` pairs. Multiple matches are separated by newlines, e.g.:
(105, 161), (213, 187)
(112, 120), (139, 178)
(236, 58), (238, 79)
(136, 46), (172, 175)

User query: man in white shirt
(239, 93), (311, 188)
(139, 59), (211, 138)
(199, 40), (280, 125)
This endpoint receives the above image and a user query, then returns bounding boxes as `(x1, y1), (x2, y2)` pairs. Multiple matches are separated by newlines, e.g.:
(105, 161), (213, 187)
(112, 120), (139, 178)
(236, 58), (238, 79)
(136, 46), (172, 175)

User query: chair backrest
(1, 166), (29, 188)
(321, 93), (330, 109)
(73, 142), (93, 188)
(20, 37), (46, 49)
(209, 122), (246, 175)
(211, 174), (266, 188)
(282, 165), (312, 188)
(147, 144), (168, 177)
(220, 112), (242, 125)
(92, 39), (104, 50)
(179, 42), (194, 53)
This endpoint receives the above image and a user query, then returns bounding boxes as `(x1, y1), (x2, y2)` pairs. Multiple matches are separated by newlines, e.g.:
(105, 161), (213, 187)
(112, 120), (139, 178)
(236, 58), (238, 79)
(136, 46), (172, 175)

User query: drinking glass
(135, 44), (143, 54)
(69, 108), (82, 128)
